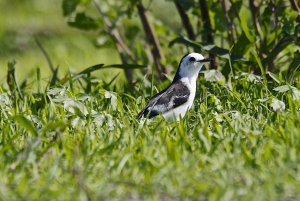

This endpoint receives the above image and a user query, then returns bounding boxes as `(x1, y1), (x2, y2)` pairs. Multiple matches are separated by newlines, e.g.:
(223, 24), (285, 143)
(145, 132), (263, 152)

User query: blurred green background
(0, 0), (184, 84)
(1, 0), (299, 86)
(0, 0), (121, 83)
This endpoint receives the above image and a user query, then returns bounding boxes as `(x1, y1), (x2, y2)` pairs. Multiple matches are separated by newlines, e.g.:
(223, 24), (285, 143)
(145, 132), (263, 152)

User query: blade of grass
(14, 115), (38, 137)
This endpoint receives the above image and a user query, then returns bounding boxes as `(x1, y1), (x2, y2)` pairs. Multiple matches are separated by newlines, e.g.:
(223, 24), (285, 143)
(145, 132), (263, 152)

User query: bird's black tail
(136, 107), (159, 120)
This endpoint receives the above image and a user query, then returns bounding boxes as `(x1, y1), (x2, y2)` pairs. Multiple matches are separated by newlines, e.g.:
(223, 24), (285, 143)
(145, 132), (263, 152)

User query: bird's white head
(175, 53), (211, 80)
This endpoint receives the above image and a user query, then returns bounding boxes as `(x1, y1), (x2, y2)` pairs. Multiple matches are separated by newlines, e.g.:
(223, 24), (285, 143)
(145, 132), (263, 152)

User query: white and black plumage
(137, 53), (211, 121)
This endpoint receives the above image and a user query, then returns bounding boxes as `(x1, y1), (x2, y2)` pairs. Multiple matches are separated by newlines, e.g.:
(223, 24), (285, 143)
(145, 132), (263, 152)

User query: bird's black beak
(197, 58), (212, 63)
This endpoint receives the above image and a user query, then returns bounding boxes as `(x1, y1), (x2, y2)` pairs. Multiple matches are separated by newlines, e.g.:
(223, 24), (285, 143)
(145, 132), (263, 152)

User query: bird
(137, 53), (212, 121)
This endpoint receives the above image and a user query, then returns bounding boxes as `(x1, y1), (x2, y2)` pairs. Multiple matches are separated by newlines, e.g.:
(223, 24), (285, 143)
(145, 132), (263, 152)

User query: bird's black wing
(137, 80), (190, 119)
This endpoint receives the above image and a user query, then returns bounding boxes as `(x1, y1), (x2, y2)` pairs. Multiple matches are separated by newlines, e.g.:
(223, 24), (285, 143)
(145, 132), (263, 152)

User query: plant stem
(198, 0), (216, 69)
(249, 0), (263, 40)
(174, 1), (196, 40)
(34, 36), (55, 74)
(136, 2), (167, 80)
(221, 0), (234, 45)
(93, 0), (135, 82)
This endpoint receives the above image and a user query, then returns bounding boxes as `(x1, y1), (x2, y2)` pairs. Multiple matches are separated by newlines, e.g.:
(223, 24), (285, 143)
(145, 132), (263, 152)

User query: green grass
(1, 68), (300, 201)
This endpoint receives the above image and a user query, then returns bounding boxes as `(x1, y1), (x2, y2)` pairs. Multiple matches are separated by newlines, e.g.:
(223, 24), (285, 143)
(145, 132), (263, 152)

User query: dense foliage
(62, 0), (299, 81)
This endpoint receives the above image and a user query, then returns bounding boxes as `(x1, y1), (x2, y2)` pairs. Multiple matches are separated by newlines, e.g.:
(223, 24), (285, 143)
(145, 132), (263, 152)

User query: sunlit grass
(1, 67), (300, 200)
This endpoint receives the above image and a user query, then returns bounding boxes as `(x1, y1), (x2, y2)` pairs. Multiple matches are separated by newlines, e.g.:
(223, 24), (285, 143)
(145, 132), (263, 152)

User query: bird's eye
(189, 57), (196, 62)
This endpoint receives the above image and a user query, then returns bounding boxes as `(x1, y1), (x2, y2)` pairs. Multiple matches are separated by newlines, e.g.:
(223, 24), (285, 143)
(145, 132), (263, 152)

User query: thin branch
(227, 0), (243, 42)
(249, 0), (263, 40)
(93, 0), (136, 61)
(116, 43), (133, 82)
(174, 1), (196, 40)
(221, 0), (234, 45)
(93, 0), (136, 82)
(198, 0), (216, 69)
(111, 29), (136, 62)
(34, 36), (55, 74)
(136, 2), (167, 79)
(198, 0), (213, 43)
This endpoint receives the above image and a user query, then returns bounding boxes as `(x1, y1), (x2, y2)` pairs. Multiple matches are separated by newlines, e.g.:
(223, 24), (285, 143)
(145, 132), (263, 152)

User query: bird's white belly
(163, 91), (195, 121)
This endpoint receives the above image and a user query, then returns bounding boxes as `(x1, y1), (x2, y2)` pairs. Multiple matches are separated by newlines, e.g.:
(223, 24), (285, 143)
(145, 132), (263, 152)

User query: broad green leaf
(47, 87), (66, 96)
(71, 63), (146, 81)
(169, 36), (201, 49)
(203, 70), (225, 84)
(169, 36), (244, 60)
(231, 32), (252, 55)
(273, 85), (290, 93)
(267, 71), (281, 83)
(240, 7), (255, 43)
(77, 63), (146, 75)
(270, 98), (285, 111)
(262, 36), (295, 66)
(202, 45), (230, 59)
(14, 115), (38, 136)
(122, 93), (136, 101)
(246, 73), (262, 83)
(77, 64), (104, 76)
(68, 13), (100, 30)
(228, 0), (243, 19)
(222, 33), (252, 76)
(80, 0), (92, 5)
(291, 86), (300, 100)
(62, 0), (80, 16)
(64, 99), (88, 116)
(103, 64), (147, 69)
(104, 91), (117, 110)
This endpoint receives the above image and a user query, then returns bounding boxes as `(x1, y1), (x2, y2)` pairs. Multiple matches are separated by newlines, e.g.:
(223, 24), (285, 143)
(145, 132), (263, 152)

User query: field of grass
(1, 66), (300, 200)
(1, 0), (300, 201)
